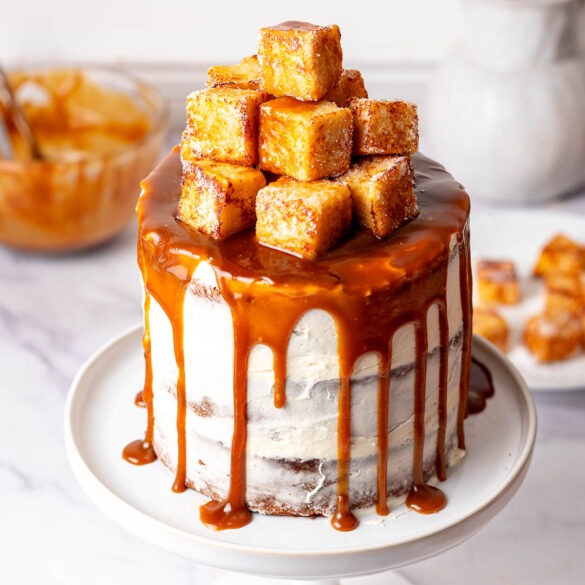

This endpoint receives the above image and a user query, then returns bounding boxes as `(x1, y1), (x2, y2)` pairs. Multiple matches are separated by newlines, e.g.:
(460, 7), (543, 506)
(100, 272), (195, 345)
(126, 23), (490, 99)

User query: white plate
(65, 325), (536, 580)
(471, 209), (585, 392)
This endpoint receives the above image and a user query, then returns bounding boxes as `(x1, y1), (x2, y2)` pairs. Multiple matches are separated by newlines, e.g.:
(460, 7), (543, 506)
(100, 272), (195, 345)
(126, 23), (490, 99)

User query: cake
(124, 22), (473, 533)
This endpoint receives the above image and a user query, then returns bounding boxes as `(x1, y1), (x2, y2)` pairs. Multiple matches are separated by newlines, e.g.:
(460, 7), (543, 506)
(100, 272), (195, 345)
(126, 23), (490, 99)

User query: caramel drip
(142, 293), (154, 442)
(123, 292), (158, 466)
(457, 227), (473, 450)
(272, 351), (287, 408)
(435, 298), (449, 482)
(171, 303), (188, 493)
(122, 439), (157, 466)
(331, 331), (359, 531)
(200, 283), (252, 530)
(467, 357), (495, 414)
(134, 391), (147, 408)
(131, 149), (472, 531)
(376, 350), (391, 516)
(406, 318), (446, 514)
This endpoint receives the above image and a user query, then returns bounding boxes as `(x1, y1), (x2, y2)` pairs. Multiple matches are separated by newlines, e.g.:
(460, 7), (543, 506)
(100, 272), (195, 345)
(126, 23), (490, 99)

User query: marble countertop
(2, 141), (585, 584)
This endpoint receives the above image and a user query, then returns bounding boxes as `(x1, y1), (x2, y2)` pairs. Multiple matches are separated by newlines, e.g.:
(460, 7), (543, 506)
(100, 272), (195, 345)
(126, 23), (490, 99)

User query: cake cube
(349, 98), (418, 156)
(533, 234), (585, 277)
(325, 69), (368, 107)
(207, 55), (261, 90)
(258, 22), (343, 101)
(523, 312), (582, 362)
(256, 178), (352, 259)
(258, 97), (352, 181)
(182, 88), (268, 167)
(477, 260), (520, 305)
(334, 156), (418, 239)
(544, 270), (585, 318)
(178, 158), (266, 241)
(472, 306), (509, 353)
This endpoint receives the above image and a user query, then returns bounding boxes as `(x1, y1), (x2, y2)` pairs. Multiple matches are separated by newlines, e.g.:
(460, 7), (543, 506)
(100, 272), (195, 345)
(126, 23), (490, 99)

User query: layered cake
(125, 22), (473, 532)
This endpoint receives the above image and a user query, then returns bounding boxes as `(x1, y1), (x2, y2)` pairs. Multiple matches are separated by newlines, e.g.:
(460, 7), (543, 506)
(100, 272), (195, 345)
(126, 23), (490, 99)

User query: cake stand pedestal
(65, 327), (536, 585)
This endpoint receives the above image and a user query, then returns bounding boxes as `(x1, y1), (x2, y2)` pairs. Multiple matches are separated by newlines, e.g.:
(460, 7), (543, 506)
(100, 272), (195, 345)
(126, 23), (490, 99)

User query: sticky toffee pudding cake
(128, 149), (472, 530)
(124, 22), (476, 533)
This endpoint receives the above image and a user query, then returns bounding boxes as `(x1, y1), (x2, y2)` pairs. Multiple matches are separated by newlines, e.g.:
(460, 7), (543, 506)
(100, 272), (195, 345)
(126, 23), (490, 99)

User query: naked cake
(125, 21), (473, 533)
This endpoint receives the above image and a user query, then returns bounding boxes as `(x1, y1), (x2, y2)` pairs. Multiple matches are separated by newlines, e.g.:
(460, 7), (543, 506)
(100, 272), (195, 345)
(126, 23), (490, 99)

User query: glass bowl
(0, 66), (169, 251)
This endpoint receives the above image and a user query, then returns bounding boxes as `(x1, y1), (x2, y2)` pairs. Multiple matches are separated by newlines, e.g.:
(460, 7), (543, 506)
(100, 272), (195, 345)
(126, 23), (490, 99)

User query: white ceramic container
(426, 0), (585, 204)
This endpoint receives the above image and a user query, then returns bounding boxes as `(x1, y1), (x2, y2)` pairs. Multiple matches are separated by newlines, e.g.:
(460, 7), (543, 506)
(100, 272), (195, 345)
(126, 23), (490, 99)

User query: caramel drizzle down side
(376, 347), (391, 516)
(122, 273), (157, 465)
(199, 280), (253, 530)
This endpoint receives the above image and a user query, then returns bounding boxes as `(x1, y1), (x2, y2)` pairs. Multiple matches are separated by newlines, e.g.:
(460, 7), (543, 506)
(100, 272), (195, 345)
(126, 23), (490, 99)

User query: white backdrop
(1, 0), (462, 66)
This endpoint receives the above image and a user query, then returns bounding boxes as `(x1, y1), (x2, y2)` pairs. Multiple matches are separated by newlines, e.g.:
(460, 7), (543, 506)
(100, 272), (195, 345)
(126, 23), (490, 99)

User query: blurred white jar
(426, 0), (585, 204)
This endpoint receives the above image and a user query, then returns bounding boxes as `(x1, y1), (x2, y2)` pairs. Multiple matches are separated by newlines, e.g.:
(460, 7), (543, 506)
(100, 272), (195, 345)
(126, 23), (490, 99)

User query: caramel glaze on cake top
(125, 146), (474, 532)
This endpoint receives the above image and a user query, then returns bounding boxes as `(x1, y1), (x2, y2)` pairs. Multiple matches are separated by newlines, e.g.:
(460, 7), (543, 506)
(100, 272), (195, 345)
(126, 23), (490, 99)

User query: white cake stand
(65, 325), (536, 585)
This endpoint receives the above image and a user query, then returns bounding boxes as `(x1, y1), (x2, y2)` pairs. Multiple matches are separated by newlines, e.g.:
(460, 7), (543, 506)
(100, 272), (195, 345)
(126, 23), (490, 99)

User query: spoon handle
(0, 67), (43, 160)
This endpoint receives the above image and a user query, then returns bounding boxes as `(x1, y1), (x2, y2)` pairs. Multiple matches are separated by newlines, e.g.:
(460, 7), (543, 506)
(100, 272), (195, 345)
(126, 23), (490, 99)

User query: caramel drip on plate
(129, 148), (475, 531)
(123, 292), (157, 466)
(467, 357), (495, 415)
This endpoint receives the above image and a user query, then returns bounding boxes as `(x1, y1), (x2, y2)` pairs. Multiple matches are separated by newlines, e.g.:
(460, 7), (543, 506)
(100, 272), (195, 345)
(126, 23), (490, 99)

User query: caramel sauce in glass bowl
(0, 67), (169, 251)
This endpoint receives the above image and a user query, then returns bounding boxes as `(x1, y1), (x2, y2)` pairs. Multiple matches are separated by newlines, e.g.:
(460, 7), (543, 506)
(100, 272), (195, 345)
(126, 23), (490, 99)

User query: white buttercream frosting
(148, 244), (466, 514)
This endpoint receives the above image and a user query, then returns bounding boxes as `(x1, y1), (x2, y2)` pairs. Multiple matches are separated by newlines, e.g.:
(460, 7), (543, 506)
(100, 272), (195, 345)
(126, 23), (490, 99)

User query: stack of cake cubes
(178, 22), (420, 260)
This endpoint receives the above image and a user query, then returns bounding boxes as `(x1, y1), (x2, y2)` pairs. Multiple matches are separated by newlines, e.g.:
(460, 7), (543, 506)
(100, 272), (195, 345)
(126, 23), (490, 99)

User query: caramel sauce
(122, 439), (157, 466)
(0, 69), (162, 251)
(130, 148), (474, 531)
(376, 352), (390, 516)
(134, 391), (146, 408)
(467, 357), (495, 415)
(123, 293), (158, 466)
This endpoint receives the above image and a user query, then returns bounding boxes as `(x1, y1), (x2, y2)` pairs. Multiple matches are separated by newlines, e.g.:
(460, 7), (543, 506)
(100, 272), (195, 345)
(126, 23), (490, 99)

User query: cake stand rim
(64, 324), (536, 578)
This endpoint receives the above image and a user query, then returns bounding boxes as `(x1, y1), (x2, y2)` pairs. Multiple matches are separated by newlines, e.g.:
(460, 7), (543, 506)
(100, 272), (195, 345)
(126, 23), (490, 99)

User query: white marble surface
(2, 114), (585, 585)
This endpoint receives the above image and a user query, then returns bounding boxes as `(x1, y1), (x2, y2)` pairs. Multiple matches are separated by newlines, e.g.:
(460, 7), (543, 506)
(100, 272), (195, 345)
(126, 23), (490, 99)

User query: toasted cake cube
(256, 178), (352, 259)
(544, 270), (585, 318)
(533, 234), (585, 276)
(258, 22), (342, 101)
(207, 55), (260, 90)
(472, 306), (509, 353)
(335, 156), (418, 238)
(325, 69), (368, 107)
(477, 260), (520, 305)
(182, 88), (268, 166)
(178, 158), (266, 241)
(349, 98), (418, 156)
(259, 97), (352, 181)
(523, 312), (582, 362)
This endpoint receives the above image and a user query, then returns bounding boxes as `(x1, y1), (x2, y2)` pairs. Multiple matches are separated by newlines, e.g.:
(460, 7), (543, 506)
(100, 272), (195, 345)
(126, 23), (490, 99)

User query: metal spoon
(0, 66), (43, 159)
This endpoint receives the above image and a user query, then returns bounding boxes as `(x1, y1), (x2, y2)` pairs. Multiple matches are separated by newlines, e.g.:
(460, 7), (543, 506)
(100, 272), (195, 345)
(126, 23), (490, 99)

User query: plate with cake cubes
(471, 209), (585, 391)
(66, 21), (536, 581)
